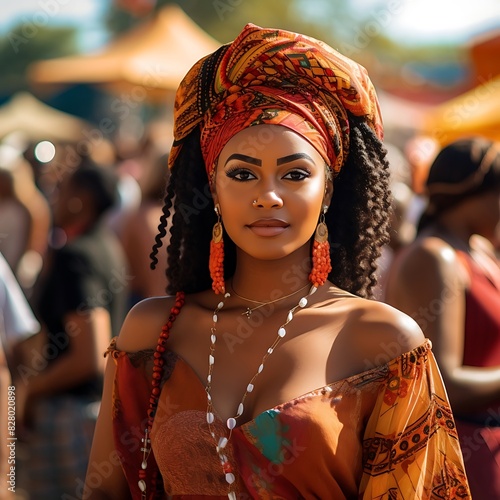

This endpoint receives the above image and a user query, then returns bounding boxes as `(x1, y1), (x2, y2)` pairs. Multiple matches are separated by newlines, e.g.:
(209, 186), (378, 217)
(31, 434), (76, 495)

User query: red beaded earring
(209, 204), (225, 294)
(309, 205), (332, 288)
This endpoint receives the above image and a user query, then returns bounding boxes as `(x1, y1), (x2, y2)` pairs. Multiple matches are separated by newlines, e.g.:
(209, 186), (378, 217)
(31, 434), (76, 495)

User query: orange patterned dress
(106, 319), (470, 499)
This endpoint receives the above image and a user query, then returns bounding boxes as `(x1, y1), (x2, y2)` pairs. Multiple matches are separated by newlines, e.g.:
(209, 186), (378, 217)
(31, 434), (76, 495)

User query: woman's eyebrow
(224, 154), (262, 166)
(277, 153), (314, 165)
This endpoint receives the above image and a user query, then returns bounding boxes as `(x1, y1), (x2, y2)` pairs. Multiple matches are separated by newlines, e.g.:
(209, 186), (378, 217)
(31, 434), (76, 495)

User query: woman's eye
(283, 170), (310, 181)
(225, 168), (256, 181)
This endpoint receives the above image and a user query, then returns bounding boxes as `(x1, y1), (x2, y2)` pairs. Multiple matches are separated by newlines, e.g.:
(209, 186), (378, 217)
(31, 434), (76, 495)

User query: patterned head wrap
(169, 23), (383, 178)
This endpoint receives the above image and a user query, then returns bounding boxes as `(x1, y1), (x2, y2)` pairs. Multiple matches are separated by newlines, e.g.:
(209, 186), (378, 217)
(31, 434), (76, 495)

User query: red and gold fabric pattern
(107, 335), (471, 499)
(169, 23), (384, 178)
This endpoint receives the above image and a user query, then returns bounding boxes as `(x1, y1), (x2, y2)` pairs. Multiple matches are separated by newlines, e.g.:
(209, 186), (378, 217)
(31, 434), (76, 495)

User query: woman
(86, 25), (470, 499)
(19, 163), (127, 498)
(119, 149), (171, 305)
(385, 137), (500, 499)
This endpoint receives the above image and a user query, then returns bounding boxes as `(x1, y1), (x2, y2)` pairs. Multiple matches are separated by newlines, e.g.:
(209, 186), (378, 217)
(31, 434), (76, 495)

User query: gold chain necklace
(206, 285), (318, 499)
(230, 282), (310, 319)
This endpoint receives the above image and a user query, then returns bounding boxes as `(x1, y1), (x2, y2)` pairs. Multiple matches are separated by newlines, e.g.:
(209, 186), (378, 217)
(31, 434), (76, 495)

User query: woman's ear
(323, 178), (334, 207)
(210, 162), (219, 208)
(211, 185), (219, 209)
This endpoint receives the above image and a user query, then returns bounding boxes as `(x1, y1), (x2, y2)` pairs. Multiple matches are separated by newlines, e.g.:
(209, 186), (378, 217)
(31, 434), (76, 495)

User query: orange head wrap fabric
(169, 23), (383, 178)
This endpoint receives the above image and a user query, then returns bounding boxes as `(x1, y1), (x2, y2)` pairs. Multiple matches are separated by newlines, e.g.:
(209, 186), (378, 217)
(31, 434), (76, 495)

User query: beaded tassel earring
(309, 205), (332, 287)
(209, 204), (225, 294)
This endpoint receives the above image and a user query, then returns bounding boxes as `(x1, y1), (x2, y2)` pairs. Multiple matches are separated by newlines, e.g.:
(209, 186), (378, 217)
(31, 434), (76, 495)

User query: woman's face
(214, 124), (332, 261)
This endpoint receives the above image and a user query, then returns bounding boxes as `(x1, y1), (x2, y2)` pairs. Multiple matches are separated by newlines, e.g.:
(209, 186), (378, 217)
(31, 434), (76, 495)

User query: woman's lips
(247, 219), (289, 237)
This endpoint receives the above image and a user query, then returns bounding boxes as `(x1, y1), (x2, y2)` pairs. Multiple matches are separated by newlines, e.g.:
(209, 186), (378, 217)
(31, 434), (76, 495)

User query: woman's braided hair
(150, 112), (391, 299)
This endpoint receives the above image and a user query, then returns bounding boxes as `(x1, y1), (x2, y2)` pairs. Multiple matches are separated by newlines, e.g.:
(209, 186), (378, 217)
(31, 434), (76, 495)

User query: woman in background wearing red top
(385, 137), (500, 498)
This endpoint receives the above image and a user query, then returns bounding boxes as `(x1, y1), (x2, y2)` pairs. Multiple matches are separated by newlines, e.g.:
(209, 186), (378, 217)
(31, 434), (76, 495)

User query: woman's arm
(23, 308), (110, 398)
(85, 296), (176, 499)
(85, 355), (131, 500)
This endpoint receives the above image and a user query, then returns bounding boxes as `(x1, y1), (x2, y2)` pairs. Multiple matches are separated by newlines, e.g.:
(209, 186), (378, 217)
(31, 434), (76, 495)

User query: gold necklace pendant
(232, 283), (310, 320)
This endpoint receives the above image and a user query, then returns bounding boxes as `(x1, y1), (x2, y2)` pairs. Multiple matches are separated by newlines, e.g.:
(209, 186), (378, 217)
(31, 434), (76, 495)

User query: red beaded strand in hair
(138, 291), (185, 499)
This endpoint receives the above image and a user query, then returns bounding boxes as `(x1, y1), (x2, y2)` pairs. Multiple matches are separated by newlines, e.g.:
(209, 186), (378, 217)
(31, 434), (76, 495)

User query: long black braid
(151, 113), (391, 298)
(328, 114), (391, 298)
(150, 128), (234, 294)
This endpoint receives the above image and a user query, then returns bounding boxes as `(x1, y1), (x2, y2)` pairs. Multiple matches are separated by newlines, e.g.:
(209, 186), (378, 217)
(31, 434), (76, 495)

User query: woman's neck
(230, 250), (312, 302)
(429, 217), (473, 252)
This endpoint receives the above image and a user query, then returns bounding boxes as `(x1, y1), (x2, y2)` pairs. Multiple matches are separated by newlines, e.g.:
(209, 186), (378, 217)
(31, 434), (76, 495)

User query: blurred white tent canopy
(0, 92), (92, 142)
(28, 4), (220, 100)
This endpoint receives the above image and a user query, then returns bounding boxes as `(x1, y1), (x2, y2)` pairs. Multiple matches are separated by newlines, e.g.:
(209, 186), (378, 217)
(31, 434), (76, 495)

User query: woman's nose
(252, 190), (284, 209)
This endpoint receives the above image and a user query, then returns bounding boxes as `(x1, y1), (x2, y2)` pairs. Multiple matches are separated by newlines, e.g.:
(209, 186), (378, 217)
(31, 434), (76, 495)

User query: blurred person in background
(0, 164), (31, 276)
(0, 140), (51, 293)
(8, 154), (50, 293)
(0, 251), (40, 500)
(119, 144), (170, 305)
(373, 143), (418, 300)
(16, 160), (128, 499)
(0, 251), (40, 372)
(384, 137), (500, 498)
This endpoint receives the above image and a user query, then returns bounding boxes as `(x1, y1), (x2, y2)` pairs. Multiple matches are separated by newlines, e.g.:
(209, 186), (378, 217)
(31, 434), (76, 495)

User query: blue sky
(1, 0), (500, 51)
(0, 0), (111, 50)
(298, 0), (500, 45)
(376, 0), (500, 44)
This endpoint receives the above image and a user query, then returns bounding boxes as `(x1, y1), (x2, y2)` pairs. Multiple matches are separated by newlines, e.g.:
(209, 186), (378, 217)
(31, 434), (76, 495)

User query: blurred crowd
(0, 117), (172, 499)
(0, 81), (499, 500)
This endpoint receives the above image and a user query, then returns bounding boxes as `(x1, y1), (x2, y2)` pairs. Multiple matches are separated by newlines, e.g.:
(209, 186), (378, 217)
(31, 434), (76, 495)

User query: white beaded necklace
(205, 284), (318, 499)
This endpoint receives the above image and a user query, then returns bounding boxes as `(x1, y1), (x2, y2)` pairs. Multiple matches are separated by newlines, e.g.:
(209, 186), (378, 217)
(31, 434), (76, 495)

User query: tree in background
(107, 0), (352, 46)
(0, 26), (77, 97)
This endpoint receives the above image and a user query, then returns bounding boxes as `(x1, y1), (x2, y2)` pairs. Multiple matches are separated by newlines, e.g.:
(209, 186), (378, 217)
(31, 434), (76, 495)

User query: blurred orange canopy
(28, 4), (220, 100)
(421, 74), (500, 147)
(468, 28), (500, 84)
(406, 74), (500, 194)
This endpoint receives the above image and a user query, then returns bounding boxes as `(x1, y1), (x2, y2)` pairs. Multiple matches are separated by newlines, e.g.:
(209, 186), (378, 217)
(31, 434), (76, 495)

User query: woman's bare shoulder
(386, 236), (469, 310)
(115, 295), (178, 352)
(394, 236), (462, 279)
(334, 295), (426, 372)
